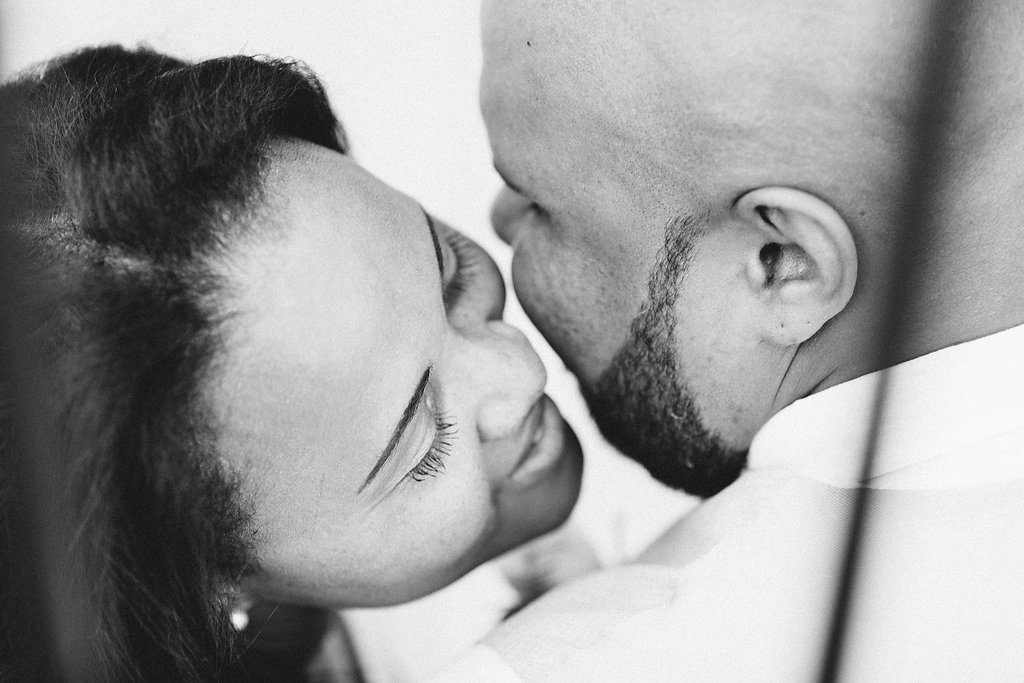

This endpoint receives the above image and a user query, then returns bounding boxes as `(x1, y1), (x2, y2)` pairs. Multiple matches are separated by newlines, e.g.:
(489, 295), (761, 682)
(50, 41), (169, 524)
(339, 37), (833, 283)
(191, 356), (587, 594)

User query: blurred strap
(817, 1), (976, 680)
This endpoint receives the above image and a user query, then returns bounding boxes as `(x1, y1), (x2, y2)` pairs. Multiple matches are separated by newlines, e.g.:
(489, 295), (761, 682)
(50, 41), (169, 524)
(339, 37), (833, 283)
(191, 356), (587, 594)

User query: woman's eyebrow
(359, 367), (432, 493)
(423, 208), (444, 286)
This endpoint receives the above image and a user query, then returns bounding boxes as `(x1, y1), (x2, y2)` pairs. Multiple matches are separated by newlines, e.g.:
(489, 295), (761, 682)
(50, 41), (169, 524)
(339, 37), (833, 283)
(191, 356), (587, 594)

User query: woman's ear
(734, 186), (858, 345)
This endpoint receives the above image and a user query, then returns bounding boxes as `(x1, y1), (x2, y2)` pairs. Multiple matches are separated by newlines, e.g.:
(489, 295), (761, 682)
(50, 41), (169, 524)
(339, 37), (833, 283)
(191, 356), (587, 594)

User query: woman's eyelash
(409, 413), (457, 482)
(443, 234), (479, 310)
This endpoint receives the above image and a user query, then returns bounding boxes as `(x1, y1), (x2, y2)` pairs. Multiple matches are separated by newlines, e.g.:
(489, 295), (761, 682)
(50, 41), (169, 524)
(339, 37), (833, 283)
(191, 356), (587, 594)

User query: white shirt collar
(748, 322), (1024, 489)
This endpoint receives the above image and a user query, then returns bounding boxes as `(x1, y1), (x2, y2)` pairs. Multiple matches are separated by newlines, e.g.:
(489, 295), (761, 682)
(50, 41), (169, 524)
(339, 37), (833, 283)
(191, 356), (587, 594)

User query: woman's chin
(489, 413), (584, 556)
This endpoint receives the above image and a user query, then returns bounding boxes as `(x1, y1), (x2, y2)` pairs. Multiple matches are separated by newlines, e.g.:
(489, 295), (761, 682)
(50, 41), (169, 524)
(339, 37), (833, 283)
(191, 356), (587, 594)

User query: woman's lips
(506, 395), (567, 488)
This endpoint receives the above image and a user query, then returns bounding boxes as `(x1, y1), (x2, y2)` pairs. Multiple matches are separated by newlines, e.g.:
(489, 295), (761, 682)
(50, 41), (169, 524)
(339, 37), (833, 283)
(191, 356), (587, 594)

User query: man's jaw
(582, 336), (747, 498)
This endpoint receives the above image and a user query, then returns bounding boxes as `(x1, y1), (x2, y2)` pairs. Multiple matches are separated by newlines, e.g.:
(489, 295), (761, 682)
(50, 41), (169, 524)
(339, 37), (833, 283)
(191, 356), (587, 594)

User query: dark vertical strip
(0, 251), (67, 683)
(0, 16), (83, 680)
(817, 1), (972, 681)
(0, 107), (64, 683)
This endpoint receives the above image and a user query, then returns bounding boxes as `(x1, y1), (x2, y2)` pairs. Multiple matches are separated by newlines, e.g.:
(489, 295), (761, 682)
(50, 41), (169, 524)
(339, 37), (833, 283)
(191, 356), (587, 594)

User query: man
(432, 0), (1024, 679)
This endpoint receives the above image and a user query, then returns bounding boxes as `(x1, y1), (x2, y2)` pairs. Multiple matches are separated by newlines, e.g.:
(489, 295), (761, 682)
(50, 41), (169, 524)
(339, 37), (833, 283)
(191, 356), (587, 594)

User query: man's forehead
(480, 2), (681, 142)
(482, 0), (926, 78)
(481, 0), (929, 191)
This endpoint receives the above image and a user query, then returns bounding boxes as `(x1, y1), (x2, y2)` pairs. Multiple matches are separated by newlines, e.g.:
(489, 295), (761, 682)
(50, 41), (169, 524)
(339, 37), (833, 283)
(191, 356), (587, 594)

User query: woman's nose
(457, 320), (547, 443)
(490, 186), (529, 247)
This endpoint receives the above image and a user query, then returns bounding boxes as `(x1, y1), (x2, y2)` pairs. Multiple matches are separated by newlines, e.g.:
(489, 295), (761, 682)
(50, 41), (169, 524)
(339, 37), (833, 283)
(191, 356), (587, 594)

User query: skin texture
(583, 210), (746, 496)
(208, 140), (582, 607)
(481, 0), (1024, 495)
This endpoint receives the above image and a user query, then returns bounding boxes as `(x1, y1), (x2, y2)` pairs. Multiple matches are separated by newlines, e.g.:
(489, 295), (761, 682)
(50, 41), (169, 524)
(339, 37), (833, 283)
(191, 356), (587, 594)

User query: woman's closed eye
(408, 412), (457, 482)
(442, 232), (482, 311)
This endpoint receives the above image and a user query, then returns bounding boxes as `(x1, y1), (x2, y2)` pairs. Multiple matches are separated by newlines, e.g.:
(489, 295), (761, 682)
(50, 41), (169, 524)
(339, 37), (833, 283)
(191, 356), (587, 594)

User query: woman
(0, 45), (582, 680)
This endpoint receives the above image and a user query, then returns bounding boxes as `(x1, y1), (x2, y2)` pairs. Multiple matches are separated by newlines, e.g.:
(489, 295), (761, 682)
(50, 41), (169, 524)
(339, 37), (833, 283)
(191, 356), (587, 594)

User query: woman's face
(210, 140), (582, 606)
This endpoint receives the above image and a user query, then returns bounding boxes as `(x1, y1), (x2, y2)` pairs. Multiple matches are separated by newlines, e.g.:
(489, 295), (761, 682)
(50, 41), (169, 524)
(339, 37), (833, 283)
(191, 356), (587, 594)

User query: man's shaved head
(483, 0), (1024, 493)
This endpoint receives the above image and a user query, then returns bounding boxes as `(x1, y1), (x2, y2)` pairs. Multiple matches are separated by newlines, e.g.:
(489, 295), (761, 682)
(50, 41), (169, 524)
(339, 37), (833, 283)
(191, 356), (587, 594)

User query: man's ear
(733, 187), (857, 345)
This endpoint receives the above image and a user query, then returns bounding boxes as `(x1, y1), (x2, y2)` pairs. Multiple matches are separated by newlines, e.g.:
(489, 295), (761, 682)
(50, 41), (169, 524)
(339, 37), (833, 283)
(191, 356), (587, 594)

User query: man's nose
(490, 186), (528, 246)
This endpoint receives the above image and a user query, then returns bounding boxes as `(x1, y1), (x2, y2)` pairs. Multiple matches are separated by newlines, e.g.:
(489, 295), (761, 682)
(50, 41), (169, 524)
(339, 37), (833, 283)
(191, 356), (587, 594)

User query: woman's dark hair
(0, 45), (346, 681)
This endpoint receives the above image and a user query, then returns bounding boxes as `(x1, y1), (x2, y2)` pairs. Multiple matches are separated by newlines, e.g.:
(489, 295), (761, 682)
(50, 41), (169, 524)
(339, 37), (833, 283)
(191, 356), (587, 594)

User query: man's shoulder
(489, 563), (682, 646)
(469, 564), (682, 682)
(462, 475), (839, 682)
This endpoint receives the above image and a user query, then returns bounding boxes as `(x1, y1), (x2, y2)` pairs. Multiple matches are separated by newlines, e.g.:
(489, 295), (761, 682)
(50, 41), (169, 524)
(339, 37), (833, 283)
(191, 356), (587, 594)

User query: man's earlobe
(734, 187), (858, 345)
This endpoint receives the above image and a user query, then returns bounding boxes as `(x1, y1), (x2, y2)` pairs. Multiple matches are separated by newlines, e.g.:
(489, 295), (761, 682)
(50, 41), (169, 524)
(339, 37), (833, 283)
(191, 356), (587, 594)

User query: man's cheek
(512, 250), (575, 339)
(510, 248), (567, 332)
(510, 251), (614, 385)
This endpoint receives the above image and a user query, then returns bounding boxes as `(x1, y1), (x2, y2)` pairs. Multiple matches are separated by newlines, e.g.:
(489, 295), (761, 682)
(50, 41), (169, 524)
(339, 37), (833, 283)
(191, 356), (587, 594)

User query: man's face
(481, 1), (750, 495)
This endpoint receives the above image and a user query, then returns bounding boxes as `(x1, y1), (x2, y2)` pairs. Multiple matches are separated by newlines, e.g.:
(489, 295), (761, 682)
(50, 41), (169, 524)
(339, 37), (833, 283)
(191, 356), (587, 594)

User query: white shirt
(429, 323), (1024, 682)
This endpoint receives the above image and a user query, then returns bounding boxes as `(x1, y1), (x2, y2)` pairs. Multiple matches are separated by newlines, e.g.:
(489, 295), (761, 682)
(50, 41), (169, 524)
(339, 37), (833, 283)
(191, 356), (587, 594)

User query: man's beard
(582, 211), (747, 498)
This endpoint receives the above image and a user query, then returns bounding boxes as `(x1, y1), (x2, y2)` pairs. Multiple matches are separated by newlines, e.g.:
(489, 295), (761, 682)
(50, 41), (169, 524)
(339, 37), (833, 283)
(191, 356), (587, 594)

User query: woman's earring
(229, 594), (253, 631)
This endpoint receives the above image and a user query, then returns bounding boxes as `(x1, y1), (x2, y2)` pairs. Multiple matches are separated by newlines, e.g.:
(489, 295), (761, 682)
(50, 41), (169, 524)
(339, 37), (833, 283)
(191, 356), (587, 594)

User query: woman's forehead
(208, 141), (445, 483)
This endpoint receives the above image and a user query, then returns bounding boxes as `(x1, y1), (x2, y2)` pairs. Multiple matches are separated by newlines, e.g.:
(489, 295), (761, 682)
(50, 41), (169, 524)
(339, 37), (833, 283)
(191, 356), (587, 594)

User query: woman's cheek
(416, 466), (497, 553)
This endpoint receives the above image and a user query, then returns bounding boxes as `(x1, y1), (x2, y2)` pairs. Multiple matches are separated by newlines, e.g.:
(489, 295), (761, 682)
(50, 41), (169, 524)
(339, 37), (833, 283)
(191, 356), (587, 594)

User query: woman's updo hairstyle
(0, 45), (345, 680)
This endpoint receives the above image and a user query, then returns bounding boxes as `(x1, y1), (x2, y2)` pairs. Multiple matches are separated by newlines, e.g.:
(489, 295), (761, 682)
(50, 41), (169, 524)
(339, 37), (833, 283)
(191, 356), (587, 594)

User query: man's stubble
(582, 210), (747, 497)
